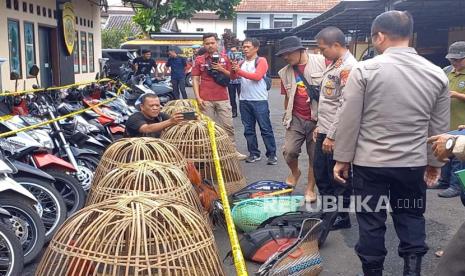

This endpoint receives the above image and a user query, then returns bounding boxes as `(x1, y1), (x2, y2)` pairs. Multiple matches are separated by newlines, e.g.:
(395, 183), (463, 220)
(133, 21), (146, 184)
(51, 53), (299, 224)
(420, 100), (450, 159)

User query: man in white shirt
(232, 38), (277, 165)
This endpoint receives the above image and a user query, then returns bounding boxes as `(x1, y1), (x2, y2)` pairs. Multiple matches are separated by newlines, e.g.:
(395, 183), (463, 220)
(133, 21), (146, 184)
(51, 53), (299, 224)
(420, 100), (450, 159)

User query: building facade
(177, 12), (233, 37)
(0, 0), (104, 92)
(234, 0), (340, 40)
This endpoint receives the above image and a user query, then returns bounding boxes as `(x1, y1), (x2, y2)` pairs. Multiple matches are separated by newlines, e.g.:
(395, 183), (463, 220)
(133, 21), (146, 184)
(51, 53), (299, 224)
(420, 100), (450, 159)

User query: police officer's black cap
(276, 36), (306, 57)
(141, 49), (151, 54)
(446, 41), (465, 60)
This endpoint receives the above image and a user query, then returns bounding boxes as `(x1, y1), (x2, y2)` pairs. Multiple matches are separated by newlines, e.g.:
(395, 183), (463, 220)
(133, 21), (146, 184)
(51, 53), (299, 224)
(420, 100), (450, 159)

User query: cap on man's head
(446, 41), (465, 60)
(276, 36), (306, 56)
(141, 49), (151, 54)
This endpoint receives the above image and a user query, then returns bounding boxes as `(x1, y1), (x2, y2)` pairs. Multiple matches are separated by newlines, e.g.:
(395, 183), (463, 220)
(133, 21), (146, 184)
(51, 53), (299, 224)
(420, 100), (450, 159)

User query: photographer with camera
(192, 33), (247, 160)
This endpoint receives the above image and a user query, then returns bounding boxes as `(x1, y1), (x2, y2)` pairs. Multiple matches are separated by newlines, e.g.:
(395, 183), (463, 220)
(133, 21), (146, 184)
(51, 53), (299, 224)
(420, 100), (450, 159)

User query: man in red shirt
(277, 36), (326, 202)
(192, 33), (246, 160)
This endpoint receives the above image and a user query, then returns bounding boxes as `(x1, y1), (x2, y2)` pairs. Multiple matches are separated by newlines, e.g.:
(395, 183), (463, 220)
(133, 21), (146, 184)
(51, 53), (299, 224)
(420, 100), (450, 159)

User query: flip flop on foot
(285, 170), (301, 186)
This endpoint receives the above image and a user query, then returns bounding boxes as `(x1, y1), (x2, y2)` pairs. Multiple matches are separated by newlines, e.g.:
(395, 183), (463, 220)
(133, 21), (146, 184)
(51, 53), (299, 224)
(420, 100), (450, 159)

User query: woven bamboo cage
(162, 104), (196, 116)
(93, 137), (187, 186)
(86, 161), (204, 216)
(36, 192), (226, 276)
(161, 120), (246, 195)
(164, 99), (196, 108)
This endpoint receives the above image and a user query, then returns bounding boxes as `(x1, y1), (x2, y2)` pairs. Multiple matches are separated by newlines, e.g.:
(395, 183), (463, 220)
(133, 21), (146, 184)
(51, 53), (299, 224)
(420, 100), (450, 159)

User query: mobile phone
(212, 53), (220, 63)
(182, 111), (197, 120)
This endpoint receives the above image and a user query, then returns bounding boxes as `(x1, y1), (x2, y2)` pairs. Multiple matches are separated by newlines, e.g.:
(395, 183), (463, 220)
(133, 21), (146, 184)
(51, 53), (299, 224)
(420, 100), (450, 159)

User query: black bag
(254, 57), (272, 91)
(207, 60), (230, 87)
(240, 225), (300, 263)
(292, 65), (320, 102)
(259, 210), (338, 248)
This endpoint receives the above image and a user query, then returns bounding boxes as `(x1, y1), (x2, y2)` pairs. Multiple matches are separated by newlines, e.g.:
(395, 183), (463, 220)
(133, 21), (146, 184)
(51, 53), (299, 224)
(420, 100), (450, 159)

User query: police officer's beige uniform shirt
(334, 47), (450, 168)
(317, 51), (357, 139)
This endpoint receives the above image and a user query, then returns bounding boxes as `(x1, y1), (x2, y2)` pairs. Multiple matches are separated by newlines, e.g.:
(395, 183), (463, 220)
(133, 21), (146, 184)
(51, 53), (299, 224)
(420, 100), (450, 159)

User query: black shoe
(245, 155), (261, 163)
(267, 156), (278, 165)
(359, 267), (383, 276)
(330, 215), (351, 231)
(232, 111), (238, 118)
(403, 254), (422, 276)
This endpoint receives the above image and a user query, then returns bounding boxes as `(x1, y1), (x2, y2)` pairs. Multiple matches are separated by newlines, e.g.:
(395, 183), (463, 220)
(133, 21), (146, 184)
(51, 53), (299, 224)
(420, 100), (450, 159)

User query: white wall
(177, 19), (233, 37)
(0, 0), (102, 91)
(235, 12), (320, 40)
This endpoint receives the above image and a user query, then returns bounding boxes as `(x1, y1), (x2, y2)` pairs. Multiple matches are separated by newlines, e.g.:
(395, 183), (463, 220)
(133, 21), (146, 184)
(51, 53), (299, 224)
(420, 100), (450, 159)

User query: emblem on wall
(62, 3), (76, 56)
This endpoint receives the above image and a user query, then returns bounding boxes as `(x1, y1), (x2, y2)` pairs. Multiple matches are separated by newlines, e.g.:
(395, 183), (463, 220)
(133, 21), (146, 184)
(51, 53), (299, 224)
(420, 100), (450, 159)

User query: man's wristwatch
(446, 136), (458, 152)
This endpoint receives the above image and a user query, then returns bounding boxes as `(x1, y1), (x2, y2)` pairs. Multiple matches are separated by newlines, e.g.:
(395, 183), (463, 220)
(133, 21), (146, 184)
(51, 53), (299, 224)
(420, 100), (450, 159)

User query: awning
(291, 0), (465, 39)
(291, 0), (384, 38)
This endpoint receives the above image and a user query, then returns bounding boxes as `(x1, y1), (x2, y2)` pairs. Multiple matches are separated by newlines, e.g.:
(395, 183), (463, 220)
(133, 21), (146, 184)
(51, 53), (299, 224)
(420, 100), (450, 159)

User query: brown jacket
(278, 54), (326, 128)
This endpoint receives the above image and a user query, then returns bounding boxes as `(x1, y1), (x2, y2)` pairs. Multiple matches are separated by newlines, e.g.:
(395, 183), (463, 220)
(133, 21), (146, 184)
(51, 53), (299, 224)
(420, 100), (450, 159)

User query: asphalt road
(24, 87), (465, 276)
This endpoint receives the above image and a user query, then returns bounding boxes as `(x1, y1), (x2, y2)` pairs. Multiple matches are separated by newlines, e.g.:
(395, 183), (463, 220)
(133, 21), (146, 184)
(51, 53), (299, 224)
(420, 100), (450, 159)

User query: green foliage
(128, 0), (241, 34)
(102, 24), (134, 49)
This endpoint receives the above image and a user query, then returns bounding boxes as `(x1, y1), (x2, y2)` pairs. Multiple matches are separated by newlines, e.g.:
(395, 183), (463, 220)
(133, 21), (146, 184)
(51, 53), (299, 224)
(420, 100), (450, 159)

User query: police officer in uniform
(313, 26), (357, 230)
(332, 11), (450, 276)
(435, 41), (465, 197)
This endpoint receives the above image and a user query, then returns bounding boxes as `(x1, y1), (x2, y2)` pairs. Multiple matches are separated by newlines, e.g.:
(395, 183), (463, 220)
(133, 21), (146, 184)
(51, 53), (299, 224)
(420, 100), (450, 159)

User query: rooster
(186, 162), (225, 228)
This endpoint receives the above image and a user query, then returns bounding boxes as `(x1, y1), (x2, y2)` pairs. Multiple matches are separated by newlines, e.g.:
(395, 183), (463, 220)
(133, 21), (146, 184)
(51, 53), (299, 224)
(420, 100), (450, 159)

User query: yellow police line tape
(207, 119), (248, 276)
(0, 83), (129, 139)
(0, 78), (114, 97)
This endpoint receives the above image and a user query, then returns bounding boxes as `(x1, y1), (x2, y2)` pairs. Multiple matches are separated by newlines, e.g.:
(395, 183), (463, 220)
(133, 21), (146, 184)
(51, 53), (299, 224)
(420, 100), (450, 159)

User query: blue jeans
(144, 74), (153, 86)
(239, 100), (276, 158)
(438, 157), (465, 191)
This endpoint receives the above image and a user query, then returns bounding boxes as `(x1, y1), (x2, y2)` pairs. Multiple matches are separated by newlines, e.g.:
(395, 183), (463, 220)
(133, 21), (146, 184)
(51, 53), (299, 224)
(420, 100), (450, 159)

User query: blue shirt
(166, 57), (187, 80)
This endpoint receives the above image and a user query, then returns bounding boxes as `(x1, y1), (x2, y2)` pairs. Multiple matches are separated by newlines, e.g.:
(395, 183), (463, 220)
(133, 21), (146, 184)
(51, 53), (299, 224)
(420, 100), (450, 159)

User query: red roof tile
(236, 0), (340, 13)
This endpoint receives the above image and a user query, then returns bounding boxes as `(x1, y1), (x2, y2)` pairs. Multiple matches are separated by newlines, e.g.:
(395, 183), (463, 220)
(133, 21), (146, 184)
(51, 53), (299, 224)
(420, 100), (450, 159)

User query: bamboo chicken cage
(164, 99), (196, 108)
(162, 105), (196, 116)
(86, 161), (204, 216)
(161, 120), (246, 195)
(36, 192), (226, 276)
(93, 137), (187, 186)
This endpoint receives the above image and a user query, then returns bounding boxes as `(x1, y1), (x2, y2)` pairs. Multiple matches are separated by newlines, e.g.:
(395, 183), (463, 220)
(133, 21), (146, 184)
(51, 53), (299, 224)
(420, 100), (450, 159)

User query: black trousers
(228, 83), (241, 114)
(171, 78), (187, 99)
(353, 165), (428, 270)
(313, 133), (351, 211)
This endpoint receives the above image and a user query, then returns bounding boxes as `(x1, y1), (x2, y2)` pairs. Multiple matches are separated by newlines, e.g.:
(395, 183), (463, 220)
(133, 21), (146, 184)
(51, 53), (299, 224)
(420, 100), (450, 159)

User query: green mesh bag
(232, 196), (305, 233)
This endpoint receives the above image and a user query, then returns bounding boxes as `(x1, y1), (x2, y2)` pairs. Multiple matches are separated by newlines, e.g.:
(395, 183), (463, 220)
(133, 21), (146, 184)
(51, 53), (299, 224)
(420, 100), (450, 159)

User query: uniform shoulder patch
(340, 69), (351, 86)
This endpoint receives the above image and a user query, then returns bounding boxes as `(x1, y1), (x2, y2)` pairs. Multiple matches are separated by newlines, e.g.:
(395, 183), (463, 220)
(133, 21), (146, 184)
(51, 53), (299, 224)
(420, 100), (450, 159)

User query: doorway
(38, 26), (53, 88)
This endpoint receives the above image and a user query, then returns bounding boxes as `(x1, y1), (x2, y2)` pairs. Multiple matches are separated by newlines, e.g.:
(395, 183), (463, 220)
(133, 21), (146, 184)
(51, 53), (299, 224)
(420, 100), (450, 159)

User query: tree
(101, 24), (134, 49)
(222, 29), (240, 50)
(124, 0), (241, 36)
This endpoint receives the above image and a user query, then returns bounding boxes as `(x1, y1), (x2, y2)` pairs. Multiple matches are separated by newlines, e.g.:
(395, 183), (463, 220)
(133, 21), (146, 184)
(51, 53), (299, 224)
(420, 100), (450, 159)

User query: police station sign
(62, 3), (76, 56)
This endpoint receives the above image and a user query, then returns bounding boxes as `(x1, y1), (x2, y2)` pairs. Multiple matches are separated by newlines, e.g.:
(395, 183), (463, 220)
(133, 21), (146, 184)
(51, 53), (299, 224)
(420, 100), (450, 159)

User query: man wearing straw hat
(277, 36), (326, 202)
(333, 11), (449, 275)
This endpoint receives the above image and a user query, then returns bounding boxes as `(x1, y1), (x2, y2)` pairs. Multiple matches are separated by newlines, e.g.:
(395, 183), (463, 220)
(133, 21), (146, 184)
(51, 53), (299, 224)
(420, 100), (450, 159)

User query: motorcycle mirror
(29, 65), (40, 77)
(95, 72), (100, 80)
(32, 84), (39, 89)
(9, 71), (19, 80)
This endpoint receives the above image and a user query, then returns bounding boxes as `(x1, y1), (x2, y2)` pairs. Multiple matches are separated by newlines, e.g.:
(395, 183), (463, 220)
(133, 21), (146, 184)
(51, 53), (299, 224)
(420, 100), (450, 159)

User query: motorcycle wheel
(0, 195), (46, 265)
(75, 155), (100, 191)
(14, 177), (67, 242)
(0, 222), (24, 276)
(44, 170), (86, 217)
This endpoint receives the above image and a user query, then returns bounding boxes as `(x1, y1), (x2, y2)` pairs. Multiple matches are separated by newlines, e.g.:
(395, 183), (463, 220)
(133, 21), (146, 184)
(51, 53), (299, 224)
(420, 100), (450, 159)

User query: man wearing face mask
(332, 11), (449, 276)
(313, 26), (357, 230)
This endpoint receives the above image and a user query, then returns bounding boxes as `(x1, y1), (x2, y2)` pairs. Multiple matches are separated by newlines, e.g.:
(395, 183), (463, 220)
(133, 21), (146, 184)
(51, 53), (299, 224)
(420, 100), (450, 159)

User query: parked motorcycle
(0, 207), (24, 276)
(0, 124), (86, 217)
(0, 151), (45, 264)
(7, 158), (66, 242)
